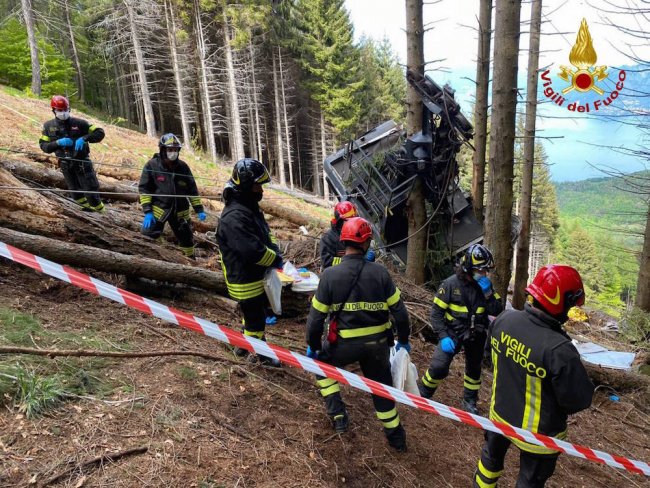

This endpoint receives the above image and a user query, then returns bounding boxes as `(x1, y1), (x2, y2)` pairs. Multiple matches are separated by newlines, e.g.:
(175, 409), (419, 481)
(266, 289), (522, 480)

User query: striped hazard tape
(1, 241), (648, 476)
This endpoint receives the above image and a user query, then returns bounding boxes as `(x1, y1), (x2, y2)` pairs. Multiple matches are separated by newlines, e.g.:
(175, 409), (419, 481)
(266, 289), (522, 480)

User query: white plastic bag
(291, 271), (319, 293)
(264, 268), (283, 315)
(390, 346), (420, 396)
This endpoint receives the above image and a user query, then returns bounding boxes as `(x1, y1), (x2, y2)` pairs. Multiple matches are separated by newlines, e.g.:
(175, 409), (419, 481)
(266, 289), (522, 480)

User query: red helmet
(332, 201), (358, 224)
(340, 217), (372, 243)
(526, 265), (585, 316)
(51, 95), (70, 111)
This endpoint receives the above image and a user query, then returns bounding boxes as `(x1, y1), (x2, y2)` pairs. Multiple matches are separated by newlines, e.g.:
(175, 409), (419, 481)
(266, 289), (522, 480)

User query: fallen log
(0, 227), (310, 315)
(0, 157), (139, 203)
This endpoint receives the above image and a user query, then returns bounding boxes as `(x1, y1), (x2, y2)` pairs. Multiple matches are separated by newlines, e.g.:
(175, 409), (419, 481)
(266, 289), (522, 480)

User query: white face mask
(54, 110), (70, 121)
(166, 150), (179, 161)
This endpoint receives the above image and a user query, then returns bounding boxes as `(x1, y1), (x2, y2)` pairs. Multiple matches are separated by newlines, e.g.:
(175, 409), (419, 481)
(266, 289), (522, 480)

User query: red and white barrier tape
(1, 241), (648, 476)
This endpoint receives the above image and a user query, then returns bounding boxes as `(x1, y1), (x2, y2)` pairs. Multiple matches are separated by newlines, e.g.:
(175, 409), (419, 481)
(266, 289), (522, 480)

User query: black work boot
(418, 383), (436, 399)
(256, 354), (281, 367)
(233, 346), (249, 357)
(386, 424), (407, 452)
(332, 412), (349, 433)
(462, 390), (479, 414)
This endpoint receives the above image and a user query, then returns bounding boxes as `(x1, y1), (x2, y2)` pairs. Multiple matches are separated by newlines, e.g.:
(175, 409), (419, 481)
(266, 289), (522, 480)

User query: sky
(344, 0), (650, 182)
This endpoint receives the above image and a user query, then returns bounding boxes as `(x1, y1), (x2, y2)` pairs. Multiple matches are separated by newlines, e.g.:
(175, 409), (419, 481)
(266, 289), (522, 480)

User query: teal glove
(143, 212), (156, 229)
(365, 249), (376, 262)
(440, 337), (456, 354)
(477, 276), (493, 295)
(306, 346), (319, 359)
(57, 138), (73, 147)
(74, 138), (86, 151)
(197, 211), (207, 221)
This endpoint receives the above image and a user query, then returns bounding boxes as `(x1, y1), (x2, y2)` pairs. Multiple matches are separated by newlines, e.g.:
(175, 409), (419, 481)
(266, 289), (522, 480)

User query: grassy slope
(0, 85), (330, 224)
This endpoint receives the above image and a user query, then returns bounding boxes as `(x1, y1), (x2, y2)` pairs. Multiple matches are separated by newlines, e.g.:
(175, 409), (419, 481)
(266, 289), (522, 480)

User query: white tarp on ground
(573, 340), (636, 371)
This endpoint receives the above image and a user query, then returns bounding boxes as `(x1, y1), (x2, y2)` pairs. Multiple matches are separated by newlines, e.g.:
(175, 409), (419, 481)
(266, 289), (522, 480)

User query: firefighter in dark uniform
(320, 201), (358, 270)
(419, 244), (502, 414)
(306, 217), (411, 452)
(138, 133), (206, 258)
(39, 95), (106, 212)
(473, 265), (594, 488)
(216, 158), (282, 366)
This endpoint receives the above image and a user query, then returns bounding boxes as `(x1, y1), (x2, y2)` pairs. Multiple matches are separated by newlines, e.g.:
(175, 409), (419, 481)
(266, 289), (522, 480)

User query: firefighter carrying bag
(326, 260), (366, 345)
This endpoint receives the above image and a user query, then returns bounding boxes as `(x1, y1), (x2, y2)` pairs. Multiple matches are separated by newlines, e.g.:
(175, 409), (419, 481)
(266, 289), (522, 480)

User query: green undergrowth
(0, 307), (128, 417)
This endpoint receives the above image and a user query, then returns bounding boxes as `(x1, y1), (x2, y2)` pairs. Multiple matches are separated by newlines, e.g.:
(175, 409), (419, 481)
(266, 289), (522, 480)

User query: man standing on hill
(138, 133), (206, 258)
(39, 95), (106, 212)
(418, 244), (502, 414)
(216, 158), (282, 367)
(306, 217), (411, 452)
(473, 265), (594, 488)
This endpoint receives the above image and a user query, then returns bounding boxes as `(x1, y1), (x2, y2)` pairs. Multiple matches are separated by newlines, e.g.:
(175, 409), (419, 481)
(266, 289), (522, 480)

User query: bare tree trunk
(21, 0), (41, 96)
(279, 48), (294, 189)
(310, 123), (321, 195)
(485, 0), (522, 300)
(272, 51), (286, 185)
(249, 36), (263, 160)
(513, 0), (542, 310)
(320, 111), (329, 200)
(165, 0), (192, 149)
(405, 0), (426, 284)
(222, 10), (245, 161)
(194, 0), (217, 162)
(125, 0), (156, 137)
(63, 0), (84, 102)
(636, 204), (650, 311)
(471, 0), (492, 224)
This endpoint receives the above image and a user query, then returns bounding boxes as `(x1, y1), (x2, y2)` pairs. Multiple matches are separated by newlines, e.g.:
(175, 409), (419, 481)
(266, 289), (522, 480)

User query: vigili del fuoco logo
(540, 18), (626, 113)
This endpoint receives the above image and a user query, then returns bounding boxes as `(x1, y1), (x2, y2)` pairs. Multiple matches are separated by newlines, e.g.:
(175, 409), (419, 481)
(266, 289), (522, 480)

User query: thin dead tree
(513, 0), (543, 310)
(21, 0), (41, 96)
(471, 0), (492, 224)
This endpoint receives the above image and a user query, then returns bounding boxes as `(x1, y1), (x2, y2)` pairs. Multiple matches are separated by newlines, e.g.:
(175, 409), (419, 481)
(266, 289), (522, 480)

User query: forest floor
(0, 88), (649, 487)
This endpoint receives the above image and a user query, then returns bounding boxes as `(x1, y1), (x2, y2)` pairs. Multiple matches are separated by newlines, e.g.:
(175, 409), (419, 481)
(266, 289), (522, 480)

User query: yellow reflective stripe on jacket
(444, 312), (455, 321)
(338, 322), (391, 339)
(40, 135), (51, 142)
(332, 256), (342, 266)
(490, 349), (498, 413)
(522, 374), (543, 433)
(152, 206), (165, 219)
(433, 296), (448, 309)
(489, 410), (564, 455)
(386, 288), (401, 307)
(257, 247), (277, 266)
(88, 124), (98, 132)
(270, 234), (278, 245)
(139, 194), (153, 204)
(494, 292), (501, 300)
(448, 303), (469, 313)
(311, 296), (330, 313)
(220, 254), (265, 300)
(190, 197), (202, 207)
(330, 301), (389, 312)
(177, 208), (190, 219)
(476, 306), (486, 314)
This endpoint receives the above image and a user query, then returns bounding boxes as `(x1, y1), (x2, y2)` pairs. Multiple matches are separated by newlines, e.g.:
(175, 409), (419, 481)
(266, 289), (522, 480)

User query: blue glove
(306, 346), (319, 359)
(142, 212), (156, 229)
(265, 315), (277, 326)
(477, 276), (493, 295)
(365, 249), (376, 262)
(395, 341), (411, 353)
(57, 137), (73, 147)
(440, 337), (456, 354)
(197, 211), (207, 222)
(74, 138), (86, 151)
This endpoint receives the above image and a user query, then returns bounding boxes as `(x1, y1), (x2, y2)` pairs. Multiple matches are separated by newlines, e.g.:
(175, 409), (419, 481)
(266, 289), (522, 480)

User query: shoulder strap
(331, 259), (366, 322)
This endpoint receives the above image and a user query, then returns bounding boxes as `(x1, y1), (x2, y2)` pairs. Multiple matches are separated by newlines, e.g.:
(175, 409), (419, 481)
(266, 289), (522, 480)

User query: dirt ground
(0, 263), (648, 488)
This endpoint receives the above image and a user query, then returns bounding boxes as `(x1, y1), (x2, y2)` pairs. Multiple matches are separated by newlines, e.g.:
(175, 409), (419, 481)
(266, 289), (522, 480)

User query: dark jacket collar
(341, 253), (364, 261)
(524, 303), (567, 336)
